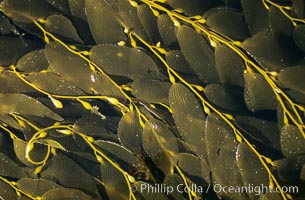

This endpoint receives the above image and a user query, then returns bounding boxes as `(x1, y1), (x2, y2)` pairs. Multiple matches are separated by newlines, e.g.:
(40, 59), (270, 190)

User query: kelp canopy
(0, 0), (305, 199)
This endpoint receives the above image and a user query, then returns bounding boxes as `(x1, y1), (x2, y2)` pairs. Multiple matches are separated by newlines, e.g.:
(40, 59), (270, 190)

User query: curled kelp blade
(94, 140), (149, 179)
(157, 14), (178, 47)
(16, 49), (49, 72)
(0, 93), (63, 121)
(240, 0), (269, 35)
(85, 0), (125, 44)
(177, 153), (210, 185)
(142, 119), (179, 175)
(26, 72), (86, 96)
(74, 114), (118, 142)
(241, 30), (302, 71)
(236, 143), (270, 199)
(90, 44), (159, 80)
(45, 15), (83, 43)
(167, 0), (220, 16)
(244, 72), (277, 112)
(204, 83), (245, 113)
(13, 139), (48, 167)
(235, 116), (281, 151)
(0, 36), (42, 66)
(205, 7), (250, 40)
(118, 110), (143, 154)
(100, 161), (130, 200)
(16, 178), (61, 197)
(205, 113), (245, 199)
(45, 42), (124, 99)
(176, 25), (219, 84)
(0, 0), (57, 22)
(0, 152), (27, 179)
(268, 5), (294, 38)
(280, 124), (305, 157)
(278, 65), (305, 94)
(137, 4), (162, 43)
(169, 83), (206, 157)
(293, 24), (305, 52)
(131, 76), (171, 104)
(215, 44), (245, 87)
(42, 188), (91, 200)
(41, 153), (99, 198)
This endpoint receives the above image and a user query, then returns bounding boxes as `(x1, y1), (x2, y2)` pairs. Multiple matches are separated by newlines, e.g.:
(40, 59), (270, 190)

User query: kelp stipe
(0, 0), (305, 199)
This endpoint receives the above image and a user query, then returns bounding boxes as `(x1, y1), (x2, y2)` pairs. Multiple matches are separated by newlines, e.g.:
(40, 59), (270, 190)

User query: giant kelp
(0, 0), (305, 200)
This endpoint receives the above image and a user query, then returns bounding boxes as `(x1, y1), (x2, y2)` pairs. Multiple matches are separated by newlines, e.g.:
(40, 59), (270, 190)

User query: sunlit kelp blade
(45, 15), (83, 43)
(244, 73), (277, 112)
(42, 188), (91, 200)
(118, 110), (142, 154)
(41, 153), (99, 197)
(241, 30), (301, 71)
(241, 0), (269, 35)
(280, 124), (305, 157)
(157, 14), (178, 47)
(169, 83), (206, 157)
(90, 44), (159, 80)
(85, 0), (125, 44)
(99, 161), (130, 200)
(268, 6), (294, 38)
(177, 25), (219, 84)
(0, 0), (57, 22)
(26, 72), (86, 96)
(131, 77), (170, 104)
(167, 0), (220, 16)
(142, 119), (178, 175)
(215, 45), (245, 87)
(0, 94), (63, 121)
(74, 115), (118, 142)
(236, 143), (269, 199)
(205, 113), (245, 199)
(278, 65), (305, 94)
(16, 49), (48, 72)
(137, 4), (161, 43)
(204, 83), (245, 113)
(0, 152), (27, 179)
(177, 153), (210, 185)
(293, 24), (305, 52)
(235, 116), (281, 151)
(16, 178), (61, 197)
(45, 42), (124, 99)
(0, 36), (41, 65)
(205, 8), (250, 40)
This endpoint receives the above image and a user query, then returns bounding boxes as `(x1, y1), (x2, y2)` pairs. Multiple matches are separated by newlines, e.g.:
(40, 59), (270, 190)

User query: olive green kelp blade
(42, 188), (92, 200)
(16, 49), (49, 72)
(176, 25), (219, 84)
(0, 152), (27, 179)
(85, 0), (125, 44)
(205, 113), (246, 199)
(278, 65), (305, 94)
(0, 93), (63, 121)
(90, 44), (159, 80)
(169, 83), (206, 157)
(142, 119), (178, 175)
